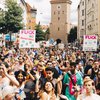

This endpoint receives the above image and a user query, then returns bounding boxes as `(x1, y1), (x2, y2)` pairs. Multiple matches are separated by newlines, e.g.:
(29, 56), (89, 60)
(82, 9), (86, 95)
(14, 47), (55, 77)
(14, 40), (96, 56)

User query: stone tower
(50, 0), (72, 44)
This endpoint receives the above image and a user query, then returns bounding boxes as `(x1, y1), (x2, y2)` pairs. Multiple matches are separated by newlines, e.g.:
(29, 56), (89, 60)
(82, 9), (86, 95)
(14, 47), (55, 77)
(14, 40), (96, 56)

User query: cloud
(26, 0), (80, 25)
(70, 0), (80, 25)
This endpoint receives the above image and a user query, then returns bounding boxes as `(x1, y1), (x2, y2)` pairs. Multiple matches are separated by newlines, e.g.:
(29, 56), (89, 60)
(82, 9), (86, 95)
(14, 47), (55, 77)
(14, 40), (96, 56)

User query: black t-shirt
(84, 65), (96, 79)
(84, 65), (92, 77)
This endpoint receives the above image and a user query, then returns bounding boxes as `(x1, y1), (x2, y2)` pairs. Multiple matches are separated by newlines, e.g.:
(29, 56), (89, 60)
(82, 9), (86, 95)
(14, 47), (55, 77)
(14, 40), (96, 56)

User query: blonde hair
(83, 77), (94, 85)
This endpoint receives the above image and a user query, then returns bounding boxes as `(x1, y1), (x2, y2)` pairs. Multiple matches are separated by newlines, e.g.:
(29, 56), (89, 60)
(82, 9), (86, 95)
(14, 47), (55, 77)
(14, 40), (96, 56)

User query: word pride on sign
(19, 30), (36, 48)
(83, 35), (97, 51)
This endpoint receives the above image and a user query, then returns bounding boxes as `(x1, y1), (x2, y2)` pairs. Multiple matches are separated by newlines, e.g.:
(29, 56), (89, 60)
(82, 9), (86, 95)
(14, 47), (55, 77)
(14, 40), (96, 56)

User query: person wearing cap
(77, 78), (100, 100)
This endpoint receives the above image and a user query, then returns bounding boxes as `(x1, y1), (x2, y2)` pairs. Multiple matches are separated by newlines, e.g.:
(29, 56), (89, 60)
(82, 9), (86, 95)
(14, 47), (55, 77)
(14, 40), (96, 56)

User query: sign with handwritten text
(83, 35), (97, 51)
(19, 30), (36, 48)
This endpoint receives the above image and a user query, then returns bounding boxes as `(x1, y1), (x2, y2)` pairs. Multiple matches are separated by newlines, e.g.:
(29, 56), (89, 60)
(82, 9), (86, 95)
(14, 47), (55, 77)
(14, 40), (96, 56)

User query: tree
(68, 26), (77, 43)
(44, 27), (50, 41)
(0, 10), (5, 33)
(0, 0), (23, 45)
(35, 22), (45, 42)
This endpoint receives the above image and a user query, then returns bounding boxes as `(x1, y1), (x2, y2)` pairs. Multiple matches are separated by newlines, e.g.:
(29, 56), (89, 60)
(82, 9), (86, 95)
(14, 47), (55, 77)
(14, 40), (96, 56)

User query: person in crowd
(84, 58), (94, 79)
(14, 70), (26, 99)
(39, 81), (59, 100)
(77, 78), (100, 100)
(13, 56), (25, 72)
(44, 67), (63, 95)
(95, 70), (100, 95)
(59, 60), (70, 74)
(63, 62), (83, 100)
(0, 63), (19, 99)
(76, 62), (84, 77)
(23, 63), (36, 100)
(2, 86), (16, 100)
(0, 42), (99, 100)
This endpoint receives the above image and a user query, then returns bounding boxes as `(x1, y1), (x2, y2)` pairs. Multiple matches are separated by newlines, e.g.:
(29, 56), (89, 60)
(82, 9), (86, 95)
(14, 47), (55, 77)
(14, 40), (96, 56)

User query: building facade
(77, 0), (86, 40)
(18, 0), (27, 28)
(78, 0), (100, 40)
(26, 3), (37, 30)
(50, 0), (72, 44)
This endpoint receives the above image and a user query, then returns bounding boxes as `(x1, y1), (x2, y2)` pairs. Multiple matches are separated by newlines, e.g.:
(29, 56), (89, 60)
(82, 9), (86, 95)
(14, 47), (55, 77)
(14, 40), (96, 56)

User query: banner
(83, 35), (97, 51)
(19, 30), (36, 48)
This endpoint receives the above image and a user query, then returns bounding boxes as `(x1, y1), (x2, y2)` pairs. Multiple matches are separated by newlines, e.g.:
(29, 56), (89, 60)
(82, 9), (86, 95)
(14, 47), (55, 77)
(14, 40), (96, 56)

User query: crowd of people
(0, 43), (100, 100)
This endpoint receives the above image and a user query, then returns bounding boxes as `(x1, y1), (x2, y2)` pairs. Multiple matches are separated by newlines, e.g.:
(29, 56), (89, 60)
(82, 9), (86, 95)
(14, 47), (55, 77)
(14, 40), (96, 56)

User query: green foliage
(68, 26), (77, 43)
(44, 27), (50, 40)
(0, 0), (23, 34)
(45, 28), (50, 34)
(35, 23), (45, 42)
(0, 10), (5, 33)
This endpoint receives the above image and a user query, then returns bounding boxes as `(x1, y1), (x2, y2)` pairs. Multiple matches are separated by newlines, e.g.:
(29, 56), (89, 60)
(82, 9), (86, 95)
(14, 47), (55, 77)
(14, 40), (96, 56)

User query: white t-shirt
(77, 93), (100, 100)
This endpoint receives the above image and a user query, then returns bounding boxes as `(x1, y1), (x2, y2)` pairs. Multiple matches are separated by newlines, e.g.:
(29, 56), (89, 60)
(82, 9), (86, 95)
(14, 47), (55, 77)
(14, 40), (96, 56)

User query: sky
(25, 0), (80, 25)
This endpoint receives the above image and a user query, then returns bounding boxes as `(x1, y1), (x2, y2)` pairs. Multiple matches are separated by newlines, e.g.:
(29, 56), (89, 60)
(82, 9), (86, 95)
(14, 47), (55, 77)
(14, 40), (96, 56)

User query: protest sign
(83, 35), (97, 51)
(19, 30), (36, 48)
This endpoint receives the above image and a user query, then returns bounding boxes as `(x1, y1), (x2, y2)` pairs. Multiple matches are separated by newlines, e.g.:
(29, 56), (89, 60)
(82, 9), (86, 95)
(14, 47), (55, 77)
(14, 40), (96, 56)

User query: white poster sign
(58, 43), (64, 49)
(83, 35), (97, 51)
(19, 30), (36, 48)
(33, 42), (40, 48)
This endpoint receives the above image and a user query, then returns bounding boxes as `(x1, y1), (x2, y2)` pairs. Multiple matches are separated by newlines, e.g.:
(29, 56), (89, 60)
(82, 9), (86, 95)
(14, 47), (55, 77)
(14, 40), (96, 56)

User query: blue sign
(5, 34), (16, 41)
(49, 38), (54, 44)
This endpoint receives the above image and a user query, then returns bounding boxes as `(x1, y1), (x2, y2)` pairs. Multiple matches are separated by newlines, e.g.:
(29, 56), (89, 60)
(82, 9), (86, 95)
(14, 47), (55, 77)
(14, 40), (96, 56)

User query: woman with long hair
(39, 81), (59, 100)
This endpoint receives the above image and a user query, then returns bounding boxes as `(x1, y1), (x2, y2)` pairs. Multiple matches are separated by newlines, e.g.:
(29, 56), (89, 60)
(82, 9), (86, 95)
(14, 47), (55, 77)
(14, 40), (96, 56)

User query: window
(82, 1), (84, 6)
(82, 20), (84, 26)
(58, 17), (60, 20)
(58, 27), (60, 31)
(54, 11), (56, 15)
(62, 11), (64, 14)
(88, 25), (92, 30)
(82, 10), (84, 16)
(90, 25), (92, 30)
(58, 11), (60, 14)
(88, 0), (90, 3)
(32, 13), (36, 18)
(92, 3), (94, 7)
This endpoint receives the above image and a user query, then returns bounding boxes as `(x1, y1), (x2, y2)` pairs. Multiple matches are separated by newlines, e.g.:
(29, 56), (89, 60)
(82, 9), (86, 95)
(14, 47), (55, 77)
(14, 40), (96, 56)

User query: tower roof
(26, 3), (37, 13)
(50, 0), (72, 4)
